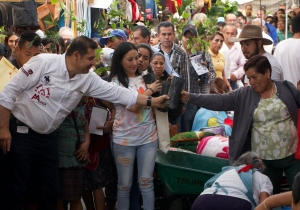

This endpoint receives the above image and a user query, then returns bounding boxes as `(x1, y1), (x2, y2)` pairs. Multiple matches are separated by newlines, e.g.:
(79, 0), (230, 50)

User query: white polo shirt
(0, 53), (138, 134)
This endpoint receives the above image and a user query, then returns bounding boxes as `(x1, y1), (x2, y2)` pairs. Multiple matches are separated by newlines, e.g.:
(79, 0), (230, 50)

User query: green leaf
(111, 23), (117, 29)
(44, 20), (54, 26)
(94, 66), (110, 76)
(182, 11), (191, 19)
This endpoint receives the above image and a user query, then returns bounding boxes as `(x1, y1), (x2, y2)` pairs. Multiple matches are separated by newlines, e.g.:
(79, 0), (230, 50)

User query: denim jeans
(113, 141), (157, 210)
(180, 103), (199, 132)
(6, 124), (59, 210)
(230, 80), (238, 90)
(129, 159), (141, 210)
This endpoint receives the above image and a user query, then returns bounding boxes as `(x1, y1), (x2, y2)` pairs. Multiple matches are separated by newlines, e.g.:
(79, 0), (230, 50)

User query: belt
(10, 115), (57, 137)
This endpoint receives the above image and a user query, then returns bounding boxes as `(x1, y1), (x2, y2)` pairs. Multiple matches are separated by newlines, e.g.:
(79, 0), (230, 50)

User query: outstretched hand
(151, 95), (169, 109)
(181, 91), (190, 103)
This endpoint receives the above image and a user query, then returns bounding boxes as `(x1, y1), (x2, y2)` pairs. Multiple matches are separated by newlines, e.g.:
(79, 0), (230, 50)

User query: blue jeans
(230, 80), (238, 90)
(180, 103), (199, 132)
(113, 141), (157, 210)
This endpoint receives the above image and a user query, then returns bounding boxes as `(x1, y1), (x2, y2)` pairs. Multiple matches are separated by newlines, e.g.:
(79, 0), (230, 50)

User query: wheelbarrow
(154, 150), (229, 210)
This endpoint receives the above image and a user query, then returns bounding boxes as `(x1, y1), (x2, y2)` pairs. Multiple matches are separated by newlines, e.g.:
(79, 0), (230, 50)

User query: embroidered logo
(28, 69), (33, 75)
(31, 94), (46, 106)
(42, 75), (50, 85)
(35, 84), (50, 98)
(21, 67), (29, 77)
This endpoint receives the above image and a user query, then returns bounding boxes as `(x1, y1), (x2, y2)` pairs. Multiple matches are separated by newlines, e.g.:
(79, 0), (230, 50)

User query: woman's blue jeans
(113, 141), (157, 210)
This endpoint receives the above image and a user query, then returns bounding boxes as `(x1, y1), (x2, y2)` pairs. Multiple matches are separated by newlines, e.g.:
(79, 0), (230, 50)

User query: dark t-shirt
(9, 58), (20, 69)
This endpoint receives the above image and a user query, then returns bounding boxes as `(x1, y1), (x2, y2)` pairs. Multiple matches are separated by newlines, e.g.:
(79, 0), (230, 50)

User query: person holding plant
(180, 24), (216, 132)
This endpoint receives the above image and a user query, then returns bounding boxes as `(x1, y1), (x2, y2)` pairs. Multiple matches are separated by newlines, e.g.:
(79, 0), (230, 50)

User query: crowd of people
(0, 1), (300, 210)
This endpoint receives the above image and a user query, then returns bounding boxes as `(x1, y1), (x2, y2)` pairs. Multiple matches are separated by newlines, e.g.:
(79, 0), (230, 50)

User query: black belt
(10, 115), (57, 137)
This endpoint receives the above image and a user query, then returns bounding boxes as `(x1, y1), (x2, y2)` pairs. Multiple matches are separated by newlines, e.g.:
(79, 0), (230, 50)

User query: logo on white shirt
(35, 84), (50, 99)
(42, 75), (50, 85)
(21, 67), (33, 77)
(31, 94), (46, 106)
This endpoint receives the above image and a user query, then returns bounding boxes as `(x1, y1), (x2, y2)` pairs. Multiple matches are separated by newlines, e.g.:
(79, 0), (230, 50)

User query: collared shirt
(208, 48), (225, 79)
(157, 43), (190, 92)
(0, 54), (138, 134)
(221, 42), (246, 79)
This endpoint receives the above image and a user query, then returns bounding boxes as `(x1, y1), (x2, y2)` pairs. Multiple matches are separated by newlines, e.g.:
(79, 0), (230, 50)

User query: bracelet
(147, 96), (152, 107)
(147, 88), (154, 93)
(263, 200), (269, 210)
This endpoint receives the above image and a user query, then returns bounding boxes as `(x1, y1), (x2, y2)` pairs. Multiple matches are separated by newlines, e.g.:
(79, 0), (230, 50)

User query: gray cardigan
(189, 81), (299, 164)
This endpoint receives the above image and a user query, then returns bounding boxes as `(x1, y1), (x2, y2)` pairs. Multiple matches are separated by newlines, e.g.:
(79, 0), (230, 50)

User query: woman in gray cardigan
(182, 55), (300, 194)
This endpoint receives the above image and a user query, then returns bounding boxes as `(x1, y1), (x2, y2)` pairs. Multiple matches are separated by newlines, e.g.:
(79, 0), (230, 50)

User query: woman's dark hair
(0, 43), (8, 58)
(210, 31), (224, 41)
(244, 55), (272, 75)
(292, 172), (300, 205)
(151, 52), (165, 61)
(277, 8), (285, 14)
(108, 42), (140, 88)
(161, 9), (173, 22)
(4, 31), (19, 47)
(137, 43), (154, 73)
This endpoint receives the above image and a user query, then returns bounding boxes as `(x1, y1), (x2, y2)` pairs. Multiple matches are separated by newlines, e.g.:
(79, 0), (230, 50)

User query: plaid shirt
(157, 43), (190, 92)
(187, 51), (216, 94)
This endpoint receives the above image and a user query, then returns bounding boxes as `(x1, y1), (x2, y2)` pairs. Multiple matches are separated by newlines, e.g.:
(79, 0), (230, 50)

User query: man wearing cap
(257, 9), (278, 46)
(180, 24), (216, 132)
(230, 25), (283, 82)
(100, 29), (127, 50)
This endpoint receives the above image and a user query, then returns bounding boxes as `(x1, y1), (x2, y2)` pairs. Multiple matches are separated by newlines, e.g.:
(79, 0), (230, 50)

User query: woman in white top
(108, 42), (161, 210)
(192, 151), (273, 210)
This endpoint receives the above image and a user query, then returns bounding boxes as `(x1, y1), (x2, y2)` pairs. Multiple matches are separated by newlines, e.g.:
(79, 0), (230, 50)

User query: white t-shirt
(0, 54), (138, 134)
(263, 52), (284, 81)
(201, 167), (273, 205)
(274, 38), (300, 86)
(112, 76), (158, 146)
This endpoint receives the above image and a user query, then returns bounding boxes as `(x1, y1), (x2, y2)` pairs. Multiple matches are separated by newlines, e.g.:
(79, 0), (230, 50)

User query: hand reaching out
(147, 80), (162, 93)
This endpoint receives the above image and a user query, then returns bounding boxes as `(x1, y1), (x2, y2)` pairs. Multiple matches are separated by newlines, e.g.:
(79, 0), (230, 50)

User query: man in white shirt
(274, 14), (300, 87)
(0, 36), (167, 209)
(221, 24), (246, 89)
(230, 25), (283, 82)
